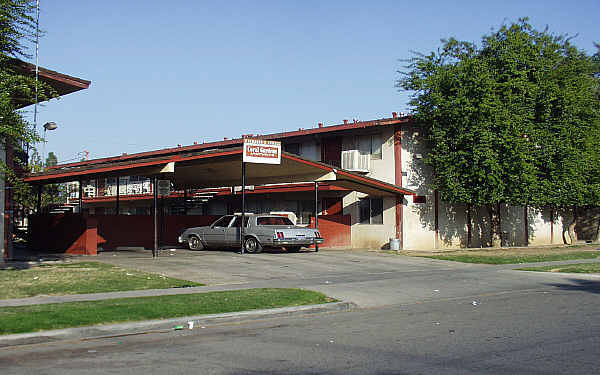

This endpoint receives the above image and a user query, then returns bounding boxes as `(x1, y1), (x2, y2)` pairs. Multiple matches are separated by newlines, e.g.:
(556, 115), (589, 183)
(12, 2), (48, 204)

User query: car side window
(213, 216), (234, 228)
(231, 216), (249, 228)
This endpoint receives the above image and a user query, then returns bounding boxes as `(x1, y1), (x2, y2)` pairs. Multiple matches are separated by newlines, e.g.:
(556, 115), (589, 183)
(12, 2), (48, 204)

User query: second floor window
(357, 133), (382, 159)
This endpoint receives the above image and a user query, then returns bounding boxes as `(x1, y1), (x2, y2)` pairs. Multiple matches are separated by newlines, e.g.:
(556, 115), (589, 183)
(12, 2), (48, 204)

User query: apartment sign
(243, 139), (281, 165)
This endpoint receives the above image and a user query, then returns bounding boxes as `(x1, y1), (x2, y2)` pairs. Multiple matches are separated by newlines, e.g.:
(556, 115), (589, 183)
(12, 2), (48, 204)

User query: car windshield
(256, 216), (294, 226)
(212, 216), (234, 228)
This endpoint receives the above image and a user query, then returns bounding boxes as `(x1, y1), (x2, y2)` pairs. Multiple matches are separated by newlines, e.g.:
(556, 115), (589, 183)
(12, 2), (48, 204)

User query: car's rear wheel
(286, 246), (301, 253)
(244, 237), (263, 253)
(188, 235), (204, 251)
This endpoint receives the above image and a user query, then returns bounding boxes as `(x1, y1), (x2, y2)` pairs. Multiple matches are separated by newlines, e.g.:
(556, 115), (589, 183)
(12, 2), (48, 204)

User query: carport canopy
(24, 147), (415, 197)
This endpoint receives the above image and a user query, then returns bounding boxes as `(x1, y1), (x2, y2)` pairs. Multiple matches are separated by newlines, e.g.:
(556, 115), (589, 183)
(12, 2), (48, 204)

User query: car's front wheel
(244, 237), (263, 253)
(188, 235), (204, 251)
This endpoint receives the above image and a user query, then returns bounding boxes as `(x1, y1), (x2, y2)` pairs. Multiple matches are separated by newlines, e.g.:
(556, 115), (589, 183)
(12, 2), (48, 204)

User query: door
(321, 137), (342, 167)
(224, 216), (248, 247)
(204, 215), (234, 247)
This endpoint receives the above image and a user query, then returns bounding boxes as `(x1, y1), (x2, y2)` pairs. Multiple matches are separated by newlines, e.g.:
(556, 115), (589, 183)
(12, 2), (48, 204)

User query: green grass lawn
(420, 251), (599, 264)
(0, 262), (203, 299)
(0, 288), (335, 335)
(517, 263), (600, 273)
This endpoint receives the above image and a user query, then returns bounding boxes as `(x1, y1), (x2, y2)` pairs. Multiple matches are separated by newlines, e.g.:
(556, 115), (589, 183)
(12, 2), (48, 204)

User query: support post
(153, 176), (158, 258)
(78, 180), (83, 214)
(241, 161), (246, 254)
(393, 126), (403, 249)
(314, 181), (319, 252)
(36, 185), (42, 213)
(116, 176), (120, 215)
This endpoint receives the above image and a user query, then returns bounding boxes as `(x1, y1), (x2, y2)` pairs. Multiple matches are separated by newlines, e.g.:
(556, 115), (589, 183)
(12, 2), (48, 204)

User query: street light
(42, 121), (57, 168)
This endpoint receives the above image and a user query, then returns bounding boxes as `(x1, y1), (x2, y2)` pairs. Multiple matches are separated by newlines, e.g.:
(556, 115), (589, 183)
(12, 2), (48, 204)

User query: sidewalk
(2, 249), (599, 347)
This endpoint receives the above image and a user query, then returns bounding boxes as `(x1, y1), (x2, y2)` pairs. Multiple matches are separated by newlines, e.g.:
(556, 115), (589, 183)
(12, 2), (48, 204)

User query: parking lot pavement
(93, 248), (471, 285)
(88, 247), (600, 309)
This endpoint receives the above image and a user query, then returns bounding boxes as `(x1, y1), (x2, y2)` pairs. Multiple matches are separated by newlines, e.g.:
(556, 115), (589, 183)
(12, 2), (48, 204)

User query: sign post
(241, 139), (281, 253)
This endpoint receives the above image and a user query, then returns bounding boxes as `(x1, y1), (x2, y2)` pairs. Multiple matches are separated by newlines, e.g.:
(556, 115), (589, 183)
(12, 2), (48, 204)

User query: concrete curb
(0, 301), (356, 348)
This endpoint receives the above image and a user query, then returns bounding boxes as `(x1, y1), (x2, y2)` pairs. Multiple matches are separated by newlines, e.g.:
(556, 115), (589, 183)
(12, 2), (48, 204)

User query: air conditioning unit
(341, 150), (370, 173)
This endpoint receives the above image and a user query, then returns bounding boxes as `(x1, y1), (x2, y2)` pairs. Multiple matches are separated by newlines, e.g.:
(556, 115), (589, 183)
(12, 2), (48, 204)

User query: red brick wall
(310, 215), (351, 247)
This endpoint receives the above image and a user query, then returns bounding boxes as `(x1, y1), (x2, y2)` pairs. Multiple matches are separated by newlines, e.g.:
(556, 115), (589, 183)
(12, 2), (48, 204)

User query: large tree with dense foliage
(398, 19), (600, 246)
(1, 0), (57, 211)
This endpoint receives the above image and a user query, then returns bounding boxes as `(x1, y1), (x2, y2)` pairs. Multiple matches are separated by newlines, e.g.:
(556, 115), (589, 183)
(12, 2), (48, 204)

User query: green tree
(0, 1), (56, 212)
(399, 18), (600, 246)
(45, 151), (57, 167)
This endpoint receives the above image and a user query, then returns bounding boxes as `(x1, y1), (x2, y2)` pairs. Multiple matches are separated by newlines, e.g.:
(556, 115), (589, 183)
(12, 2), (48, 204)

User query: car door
(224, 216), (249, 248)
(204, 215), (234, 248)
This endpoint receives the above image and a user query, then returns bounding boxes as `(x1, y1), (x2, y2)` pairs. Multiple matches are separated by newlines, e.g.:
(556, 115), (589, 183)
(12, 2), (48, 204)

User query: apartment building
(55, 112), (574, 250)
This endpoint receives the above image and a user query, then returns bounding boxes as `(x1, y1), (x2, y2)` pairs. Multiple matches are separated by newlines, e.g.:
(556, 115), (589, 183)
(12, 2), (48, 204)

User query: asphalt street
(1, 249), (599, 374)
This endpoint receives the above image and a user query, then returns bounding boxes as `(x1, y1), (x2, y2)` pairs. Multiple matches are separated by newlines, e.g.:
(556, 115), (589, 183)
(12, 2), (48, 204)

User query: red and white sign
(243, 139), (281, 165)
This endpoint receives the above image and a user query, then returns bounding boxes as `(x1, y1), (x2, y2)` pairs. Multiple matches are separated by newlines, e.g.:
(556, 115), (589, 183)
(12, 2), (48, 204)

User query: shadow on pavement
(547, 278), (600, 294)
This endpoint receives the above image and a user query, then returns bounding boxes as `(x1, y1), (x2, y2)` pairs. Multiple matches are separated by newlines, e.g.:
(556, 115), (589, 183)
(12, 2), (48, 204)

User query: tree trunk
(567, 206), (577, 245)
(466, 204), (472, 248)
(488, 203), (502, 248)
(596, 214), (600, 243)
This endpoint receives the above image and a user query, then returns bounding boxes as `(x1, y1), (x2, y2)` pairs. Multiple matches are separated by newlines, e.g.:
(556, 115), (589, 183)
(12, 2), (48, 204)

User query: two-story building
(42, 111), (582, 251)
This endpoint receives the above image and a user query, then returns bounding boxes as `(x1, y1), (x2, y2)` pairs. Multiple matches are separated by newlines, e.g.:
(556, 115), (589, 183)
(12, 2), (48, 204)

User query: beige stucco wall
(288, 126), (581, 250)
(344, 191), (397, 249)
(340, 129), (399, 249)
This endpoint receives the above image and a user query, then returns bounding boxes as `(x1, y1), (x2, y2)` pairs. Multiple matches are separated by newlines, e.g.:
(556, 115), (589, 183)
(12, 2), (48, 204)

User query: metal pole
(314, 181), (319, 252)
(153, 176), (158, 258)
(241, 161), (246, 254)
(33, 0), (39, 134)
(115, 177), (120, 215)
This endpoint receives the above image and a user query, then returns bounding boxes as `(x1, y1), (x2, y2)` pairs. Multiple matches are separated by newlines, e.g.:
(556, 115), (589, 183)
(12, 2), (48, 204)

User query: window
(212, 215), (234, 227)
(257, 216), (294, 226)
(357, 133), (382, 160)
(359, 198), (383, 224)
(284, 143), (301, 155)
(231, 216), (249, 227)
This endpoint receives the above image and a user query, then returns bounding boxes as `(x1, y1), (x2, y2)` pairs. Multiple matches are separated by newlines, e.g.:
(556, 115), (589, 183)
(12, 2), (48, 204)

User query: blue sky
(23, 0), (599, 163)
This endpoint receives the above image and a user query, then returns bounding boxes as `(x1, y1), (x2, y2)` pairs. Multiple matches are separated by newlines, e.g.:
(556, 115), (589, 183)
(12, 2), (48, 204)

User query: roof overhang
(9, 58), (91, 108)
(24, 148), (415, 197)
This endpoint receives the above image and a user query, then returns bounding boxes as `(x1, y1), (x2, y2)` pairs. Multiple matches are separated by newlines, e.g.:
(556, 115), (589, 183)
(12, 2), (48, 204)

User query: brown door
(321, 137), (342, 167)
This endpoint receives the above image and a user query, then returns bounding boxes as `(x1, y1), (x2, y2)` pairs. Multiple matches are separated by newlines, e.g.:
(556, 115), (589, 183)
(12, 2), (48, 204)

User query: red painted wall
(94, 215), (220, 250)
(28, 214), (350, 254)
(28, 214), (97, 255)
(310, 215), (351, 247)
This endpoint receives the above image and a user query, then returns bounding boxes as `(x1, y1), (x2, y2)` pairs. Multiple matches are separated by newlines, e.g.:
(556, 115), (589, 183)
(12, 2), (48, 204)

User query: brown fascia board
(8, 58), (91, 107)
(50, 115), (414, 171)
